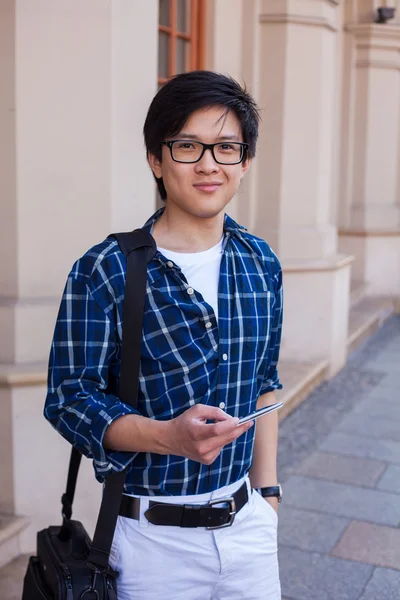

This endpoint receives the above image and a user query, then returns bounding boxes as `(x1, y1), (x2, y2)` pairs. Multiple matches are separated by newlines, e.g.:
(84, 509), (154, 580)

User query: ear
(241, 156), (252, 178)
(148, 152), (163, 179)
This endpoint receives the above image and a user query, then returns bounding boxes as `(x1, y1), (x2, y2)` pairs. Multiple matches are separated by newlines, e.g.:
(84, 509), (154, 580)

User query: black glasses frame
(161, 140), (249, 165)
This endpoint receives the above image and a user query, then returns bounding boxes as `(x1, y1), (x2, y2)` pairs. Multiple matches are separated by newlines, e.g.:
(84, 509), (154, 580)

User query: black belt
(119, 481), (249, 530)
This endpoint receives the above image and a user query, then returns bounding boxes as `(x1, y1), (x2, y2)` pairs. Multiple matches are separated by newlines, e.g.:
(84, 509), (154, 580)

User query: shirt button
(187, 287), (194, 295)
(205, 321), (212, 329)
(219, 402), (226, 409)
(222, 353), (228, 361)
(166, 261), (174, 268)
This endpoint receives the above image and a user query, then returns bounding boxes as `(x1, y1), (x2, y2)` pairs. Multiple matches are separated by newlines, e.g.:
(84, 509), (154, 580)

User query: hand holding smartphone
(237, 401), (283, 425)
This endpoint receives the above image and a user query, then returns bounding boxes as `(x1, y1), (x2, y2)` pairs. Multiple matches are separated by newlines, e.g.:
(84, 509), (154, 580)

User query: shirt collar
(141, 207), (248, 287)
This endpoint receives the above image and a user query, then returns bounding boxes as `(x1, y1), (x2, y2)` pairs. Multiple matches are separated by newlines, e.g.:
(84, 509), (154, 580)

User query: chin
(188, 204), (228, 219)
(180, 196), (231, 218)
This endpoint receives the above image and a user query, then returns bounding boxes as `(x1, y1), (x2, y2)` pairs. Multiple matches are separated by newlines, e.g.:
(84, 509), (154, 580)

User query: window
(158, 0), (206, 85)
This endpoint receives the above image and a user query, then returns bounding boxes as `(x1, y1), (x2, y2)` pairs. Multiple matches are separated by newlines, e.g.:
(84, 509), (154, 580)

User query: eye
(218, 143), (235, 151)
(177, 142), (196, 149)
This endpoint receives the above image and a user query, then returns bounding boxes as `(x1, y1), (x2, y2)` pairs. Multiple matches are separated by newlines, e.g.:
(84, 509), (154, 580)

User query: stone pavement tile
(0, 554), (28, 600)
(320, 431), (400, 465)
(277, 369), (384, 483)
(352, 397), (400, 421)
(331, 521), (400, 570)
(297, 451), (386, 487)
(363, 357), (400, 374)
(337, 412), (400, 442)
(283, 475), (400, 525)
(373, 349), (400, 362)
(377, 465), (400, 493)
(277, 505), (349, 553)
(366, 374), (400, 395)
(382, 349), (400, 362)
(379, 340), (400, 352)
(279, 546), (373, 600)
(359, 568), (400, 600)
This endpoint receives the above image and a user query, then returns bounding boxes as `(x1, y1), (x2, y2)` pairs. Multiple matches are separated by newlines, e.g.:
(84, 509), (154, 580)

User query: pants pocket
(254, 489), (278, 527)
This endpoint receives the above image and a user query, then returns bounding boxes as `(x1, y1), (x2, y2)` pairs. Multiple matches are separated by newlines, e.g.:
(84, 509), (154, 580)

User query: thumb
(193, 404), (232, 422)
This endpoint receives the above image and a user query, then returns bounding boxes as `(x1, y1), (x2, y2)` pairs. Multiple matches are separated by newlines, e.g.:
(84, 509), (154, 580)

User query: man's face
(149, 106), (251, 220)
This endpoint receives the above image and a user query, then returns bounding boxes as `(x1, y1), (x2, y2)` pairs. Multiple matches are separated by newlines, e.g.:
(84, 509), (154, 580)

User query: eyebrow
(176, 133), (241, 142)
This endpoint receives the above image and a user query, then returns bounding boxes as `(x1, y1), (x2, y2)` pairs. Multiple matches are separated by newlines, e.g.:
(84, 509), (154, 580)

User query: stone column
(236, 0), (262, 230)
(0, 0), (18, 520)
(339, 21), (400, 296)
(0, 0), (158, 552)
(205, 0), (245, 221)
(254, 0), (352, 375)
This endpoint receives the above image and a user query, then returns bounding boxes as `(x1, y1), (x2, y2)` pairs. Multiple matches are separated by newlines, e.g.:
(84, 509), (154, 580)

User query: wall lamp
(375, 6), (396, 23)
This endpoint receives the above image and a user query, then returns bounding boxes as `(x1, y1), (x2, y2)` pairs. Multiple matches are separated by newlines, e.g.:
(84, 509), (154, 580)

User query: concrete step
(0, 554), (29, 600)
(0, 515), (30, 570)
(348, 296), (396, 354)
(276, 293), (397, 421)
(350, 280), (368, 307)
(277, 359), (329, 421)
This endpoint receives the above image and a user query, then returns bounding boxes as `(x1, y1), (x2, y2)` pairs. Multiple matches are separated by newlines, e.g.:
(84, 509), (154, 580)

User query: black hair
(143, 70), (260, 200)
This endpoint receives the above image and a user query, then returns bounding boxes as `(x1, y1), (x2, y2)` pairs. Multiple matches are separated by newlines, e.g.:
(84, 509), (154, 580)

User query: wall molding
(355, 59), (400, 71)
(345, 23), (400, 46)
(282, 254), (354, 274)
(0, 364), (47, 388)
(259, 14), (337, 32)
(339, 229), (400, 237)
(0, 296), (59, 307)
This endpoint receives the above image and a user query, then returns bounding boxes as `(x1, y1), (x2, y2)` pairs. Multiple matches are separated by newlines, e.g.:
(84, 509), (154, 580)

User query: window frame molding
(158, 0), (206, 85)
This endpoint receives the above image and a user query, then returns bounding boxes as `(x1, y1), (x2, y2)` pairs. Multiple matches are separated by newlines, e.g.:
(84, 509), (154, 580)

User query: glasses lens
(214, 143), (243, 164)
(171, 141), (203, 162)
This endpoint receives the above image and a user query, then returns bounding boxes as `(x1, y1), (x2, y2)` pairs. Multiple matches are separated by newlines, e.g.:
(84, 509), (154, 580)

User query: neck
(152, 203), (225, 253)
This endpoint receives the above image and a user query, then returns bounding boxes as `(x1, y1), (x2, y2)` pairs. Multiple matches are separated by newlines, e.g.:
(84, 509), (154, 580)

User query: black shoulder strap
(113, 230), (157, 409)
(60, 228), (156, 572)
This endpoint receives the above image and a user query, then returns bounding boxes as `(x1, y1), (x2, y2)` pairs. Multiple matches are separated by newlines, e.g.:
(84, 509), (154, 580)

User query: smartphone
(237, 401), (283, 425)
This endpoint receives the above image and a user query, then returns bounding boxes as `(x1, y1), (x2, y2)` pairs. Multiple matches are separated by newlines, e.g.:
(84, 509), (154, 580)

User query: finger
(205, 420), (254, 455)
(235, 420), (254, 436)
(191, 415), (237, 442)
(226, 419), (254, 441)
(206, 418), (253, 446)
(190, 413), (238, 442)
(193, 405), (232, 423)
(206, 416), (240, 437)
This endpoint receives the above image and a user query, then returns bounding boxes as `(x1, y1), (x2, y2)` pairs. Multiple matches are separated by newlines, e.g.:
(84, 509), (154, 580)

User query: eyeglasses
(161, 140), (249, 165)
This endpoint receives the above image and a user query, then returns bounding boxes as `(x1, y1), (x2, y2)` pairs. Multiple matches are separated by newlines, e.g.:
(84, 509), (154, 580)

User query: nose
(195, 147), (220, 174)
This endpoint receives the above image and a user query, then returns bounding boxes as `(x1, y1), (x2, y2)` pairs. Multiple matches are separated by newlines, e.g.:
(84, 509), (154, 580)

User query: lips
(193, 182), (222, 193)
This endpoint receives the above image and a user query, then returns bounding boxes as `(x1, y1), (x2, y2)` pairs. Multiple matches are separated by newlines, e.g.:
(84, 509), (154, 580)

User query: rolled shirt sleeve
(44, 270), (141, 481)
(260, 260), (283, 395)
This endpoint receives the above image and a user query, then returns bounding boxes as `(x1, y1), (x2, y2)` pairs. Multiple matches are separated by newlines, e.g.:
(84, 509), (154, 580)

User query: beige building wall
(0, 0), (399, 553)
(338, 2), (400, 296)
(1, 0), (158, 551)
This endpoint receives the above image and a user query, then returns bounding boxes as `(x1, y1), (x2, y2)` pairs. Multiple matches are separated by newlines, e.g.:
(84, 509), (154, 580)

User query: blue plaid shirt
(44, 208), (283, 496)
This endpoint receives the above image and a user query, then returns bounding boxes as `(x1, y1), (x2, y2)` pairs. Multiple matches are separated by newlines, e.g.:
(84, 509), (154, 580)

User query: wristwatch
(257, 484), (283, 503)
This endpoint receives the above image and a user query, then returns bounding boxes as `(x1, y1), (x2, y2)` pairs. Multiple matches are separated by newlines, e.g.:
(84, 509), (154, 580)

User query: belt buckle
(206, 496), (236, 530)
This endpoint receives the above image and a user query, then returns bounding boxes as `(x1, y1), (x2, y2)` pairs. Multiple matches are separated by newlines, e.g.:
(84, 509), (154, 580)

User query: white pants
(109, 477), (281, 600)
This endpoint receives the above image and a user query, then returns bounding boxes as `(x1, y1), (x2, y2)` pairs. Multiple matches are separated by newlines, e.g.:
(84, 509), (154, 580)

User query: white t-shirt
(158, 236), (224, 321)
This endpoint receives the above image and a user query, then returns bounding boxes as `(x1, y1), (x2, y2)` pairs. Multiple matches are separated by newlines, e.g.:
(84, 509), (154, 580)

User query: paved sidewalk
(1, 317), (399, 600)
(278, 315), (400, 600)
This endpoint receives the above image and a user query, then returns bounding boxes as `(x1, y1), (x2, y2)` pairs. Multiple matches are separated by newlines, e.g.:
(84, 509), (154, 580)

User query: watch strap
(258, 485), (282, 501)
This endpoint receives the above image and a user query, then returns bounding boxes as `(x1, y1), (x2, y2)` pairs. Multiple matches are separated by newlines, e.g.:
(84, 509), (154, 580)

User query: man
(45, 70), (283, 599)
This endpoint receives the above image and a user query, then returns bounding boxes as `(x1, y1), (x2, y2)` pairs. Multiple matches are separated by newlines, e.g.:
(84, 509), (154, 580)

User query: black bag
(22, 229), (157, 600)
